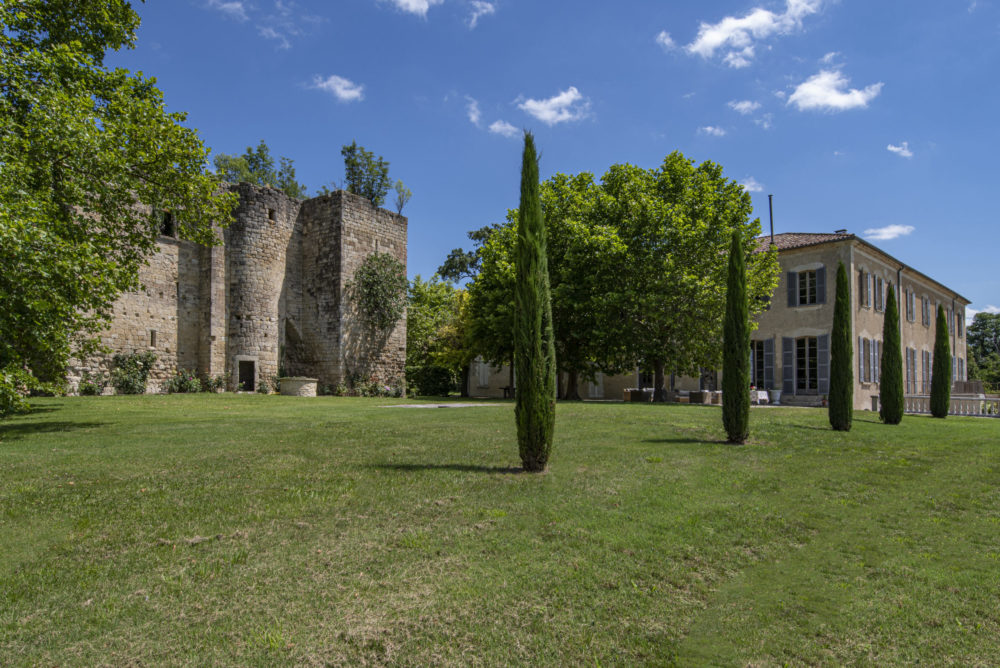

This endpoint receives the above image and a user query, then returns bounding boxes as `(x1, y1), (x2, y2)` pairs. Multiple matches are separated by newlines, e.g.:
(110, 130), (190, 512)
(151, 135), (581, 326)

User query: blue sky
(110, 0), (1000, 317)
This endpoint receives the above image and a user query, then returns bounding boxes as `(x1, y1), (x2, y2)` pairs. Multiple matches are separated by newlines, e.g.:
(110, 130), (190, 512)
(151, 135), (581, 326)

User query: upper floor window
(159, 211), (176, 238)
(921, 296), (931, 327)
(906, 289), (915, 322)
(874, 277), (885, 312)
(956, 311), (964, 338)
(788, 267), (825, 307)
(858, 270), (871, 308)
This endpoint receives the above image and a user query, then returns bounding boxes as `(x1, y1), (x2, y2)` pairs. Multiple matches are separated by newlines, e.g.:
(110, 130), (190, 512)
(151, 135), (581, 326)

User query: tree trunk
(653, 360), (667, 402)
(508, 360), (515, 399)
(564, 370), (581, 400)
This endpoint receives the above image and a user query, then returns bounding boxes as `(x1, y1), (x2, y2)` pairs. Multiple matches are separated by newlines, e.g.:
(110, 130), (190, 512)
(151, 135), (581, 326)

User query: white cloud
(699, 125), (727, 137)
(820, 51), (839, 64)
(787, 69), (883, 111)
(967, 305), (1000, 324)
(468, 1), (495, 28)
(656, 31), (676, 50)
(686, 0), (822, 68)
(206, 0), (249, 21)
(741, 176), (764, 192)
(887, 141), (914, 158)
(728, 99), (761, 115)
(386, 0), (444, 17)
(465, 96), (482, 126)
(863, 224), (914, 241)
(258, 25), (291, 48)
(489, 120), (519, 138)
(310, 75), (365, 102)
(256, 1), (324, 49)
(754, 113), (774, 129)
(517, 87), (590, 125)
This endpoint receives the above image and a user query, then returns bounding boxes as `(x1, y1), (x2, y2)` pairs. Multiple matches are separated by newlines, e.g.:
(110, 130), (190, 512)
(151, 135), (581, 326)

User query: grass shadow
(372, 463), (524, 474)
(0, 421), (106, 443)
(641, 436), (727, 446)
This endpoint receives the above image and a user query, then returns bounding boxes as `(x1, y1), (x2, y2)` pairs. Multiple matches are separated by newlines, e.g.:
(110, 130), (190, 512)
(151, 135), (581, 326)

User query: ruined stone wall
(67, 236), (206, 393)
(297, 193), (344, 384)
(337, 191), (408, 386)
(223, 183), (300, 390)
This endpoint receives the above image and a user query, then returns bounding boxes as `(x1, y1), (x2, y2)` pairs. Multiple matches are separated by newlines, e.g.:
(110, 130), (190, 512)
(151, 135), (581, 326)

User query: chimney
(835, 228), (847, 234)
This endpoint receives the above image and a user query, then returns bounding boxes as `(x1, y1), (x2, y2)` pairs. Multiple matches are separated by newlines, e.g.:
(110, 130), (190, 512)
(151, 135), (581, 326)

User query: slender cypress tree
(828, 261), (854, 431)
(514, 132), (557, 471)
(722, 229), (749, 444)
(879, 283), (905, 424)
(930, 304), (952, 418)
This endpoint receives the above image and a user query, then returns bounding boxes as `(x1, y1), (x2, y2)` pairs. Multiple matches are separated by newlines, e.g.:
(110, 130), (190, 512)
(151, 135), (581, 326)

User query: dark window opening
(798, 270), (817, 305)
(150, 330), (157, 348)
(796, 337), (818, 393)
(238, 360), (255, 392)
(268, 208), (276, 222)
(751, 340), (766, 388)
(160, 211), (176, 237)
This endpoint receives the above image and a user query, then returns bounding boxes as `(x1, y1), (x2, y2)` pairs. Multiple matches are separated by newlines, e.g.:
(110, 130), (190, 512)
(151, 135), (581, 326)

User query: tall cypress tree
(828, 261), (854, 431)
(879, 283), (905, 424)
(514, 132), (557, 471)
(722, 229), (749, 444)
(930, 304), (952, 418)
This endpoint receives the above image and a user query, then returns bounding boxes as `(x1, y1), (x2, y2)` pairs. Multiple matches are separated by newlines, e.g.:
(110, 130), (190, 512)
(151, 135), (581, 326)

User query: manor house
(70, 183), (407, 393)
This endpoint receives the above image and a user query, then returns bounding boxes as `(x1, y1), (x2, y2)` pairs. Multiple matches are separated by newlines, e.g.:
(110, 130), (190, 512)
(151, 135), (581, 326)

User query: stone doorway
(238, 360), (255, 392)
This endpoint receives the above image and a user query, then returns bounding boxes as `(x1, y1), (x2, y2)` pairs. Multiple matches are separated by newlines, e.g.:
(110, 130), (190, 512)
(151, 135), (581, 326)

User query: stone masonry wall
(337, 190), (408, 387)
(224, 183), (300, 390)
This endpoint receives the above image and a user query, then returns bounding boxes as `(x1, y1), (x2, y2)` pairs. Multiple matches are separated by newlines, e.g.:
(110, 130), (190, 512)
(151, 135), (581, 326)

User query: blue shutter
(763, 338), (775, 390)
(816, 266), (827, 304)
(859, 336), (864, 380)
(817, 334), (830, 394)
(782, 337), (794, 393)
(787, 272), (797, 308)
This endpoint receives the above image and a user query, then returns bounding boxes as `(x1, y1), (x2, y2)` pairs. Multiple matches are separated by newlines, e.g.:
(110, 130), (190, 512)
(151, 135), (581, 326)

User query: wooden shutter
(816, 266), (827, 304)
(817, 334), (830, 394)
(859, 336), (864, 381)
(782, 337), (794, 393)
(787, 272), (797, 308)
(764, 338), (775, 390)
(875, 341), (881, 383)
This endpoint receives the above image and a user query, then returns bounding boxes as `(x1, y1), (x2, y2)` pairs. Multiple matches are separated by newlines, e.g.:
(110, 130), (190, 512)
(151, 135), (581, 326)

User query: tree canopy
(341, 141), (391, 206)
(968, 312), (1000, 387)
(0, 0), (235, 410)
(213, 140), (307, 199)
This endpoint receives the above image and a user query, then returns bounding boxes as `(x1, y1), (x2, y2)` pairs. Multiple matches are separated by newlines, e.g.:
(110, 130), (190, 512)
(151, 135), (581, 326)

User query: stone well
(279, 377), (319, 397)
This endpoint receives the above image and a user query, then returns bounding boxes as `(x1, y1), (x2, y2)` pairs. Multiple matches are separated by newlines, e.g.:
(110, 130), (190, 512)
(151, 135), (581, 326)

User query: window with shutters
(922, 351), (931, 393)
(796, 337), (818, 393)
(859, 338), (872, 383)
(922, 297), (930, 326)
(956, 311), (964, 338)
(751, 340), (766, 387)
(798, 270), (817, 305)
(858, 270), (872, 308)
(874, 277), (884, 312)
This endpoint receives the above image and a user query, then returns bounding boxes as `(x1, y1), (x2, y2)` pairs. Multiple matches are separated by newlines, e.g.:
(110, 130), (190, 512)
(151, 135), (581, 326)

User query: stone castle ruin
(70, 183), (407, 393)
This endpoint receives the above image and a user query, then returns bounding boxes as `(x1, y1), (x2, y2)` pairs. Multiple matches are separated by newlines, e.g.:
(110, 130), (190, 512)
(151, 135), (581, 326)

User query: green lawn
(2, 396), (999, 665)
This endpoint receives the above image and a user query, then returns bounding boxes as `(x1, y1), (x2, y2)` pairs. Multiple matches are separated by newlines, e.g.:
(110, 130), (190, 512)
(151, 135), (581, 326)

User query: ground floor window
(796, 337), (818, 393)
(751, 340), (766, 387)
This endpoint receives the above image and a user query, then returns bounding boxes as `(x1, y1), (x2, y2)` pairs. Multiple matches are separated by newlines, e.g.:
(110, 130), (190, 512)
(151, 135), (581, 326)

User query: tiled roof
(754, 232), (854, 253)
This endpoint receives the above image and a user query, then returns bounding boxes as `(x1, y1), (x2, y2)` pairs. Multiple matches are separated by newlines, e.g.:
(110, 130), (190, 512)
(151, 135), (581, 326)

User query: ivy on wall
(348, 252), (408, 334)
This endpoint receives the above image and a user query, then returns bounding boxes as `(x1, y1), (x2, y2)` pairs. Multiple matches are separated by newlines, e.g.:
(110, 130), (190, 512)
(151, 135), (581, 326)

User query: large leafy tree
(406, 276), (475, 394)
(0, 1), (235, 407)
(602, 153), (778, 400)
(828, 262), (853, 431)
(968, 312), (1000, 387)
(341, 141), (391, 206)
(514, 132), (556, 472)
(722, 228), (750, 444)
(214, 140), (307, 199)
(879, 284), (904, 424)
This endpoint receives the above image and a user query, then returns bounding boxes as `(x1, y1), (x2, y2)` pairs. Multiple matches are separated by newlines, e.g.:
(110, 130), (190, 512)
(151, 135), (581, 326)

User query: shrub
(78, 371), (107, 396)
(407, 365), (454, 397)
(256, 379), (271, 394)
(111, 352), (157, 395)
(166, 368), (202, 394)
(348, 252), (408, 334)
(200, 374), (227, 393)
(1, 366), (33, 418)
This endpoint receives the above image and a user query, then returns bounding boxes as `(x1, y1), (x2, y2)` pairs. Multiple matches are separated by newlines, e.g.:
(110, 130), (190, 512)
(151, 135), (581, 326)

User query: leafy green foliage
(341, 141), (391, 206)
(348, 252), (408, 333)
(967, 313), (1000, 386)
(111, 352), (157, 395)
(406, 364), (456, 397)
(77, 371), (107, 396)
(879, 284), (904, 424)
(393, 180), (412, 214)
(722, 229), (749, 444)
(514, 133), (557, 472)
(829, 262), (854, 431)
(0, 367), (35, 417)
(213, 140), (307, 199)
(407, 276), (475, 393)
(0, 1), (236, 405)
(930, 305), (952, 418)
(166, 369), (202, 394)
